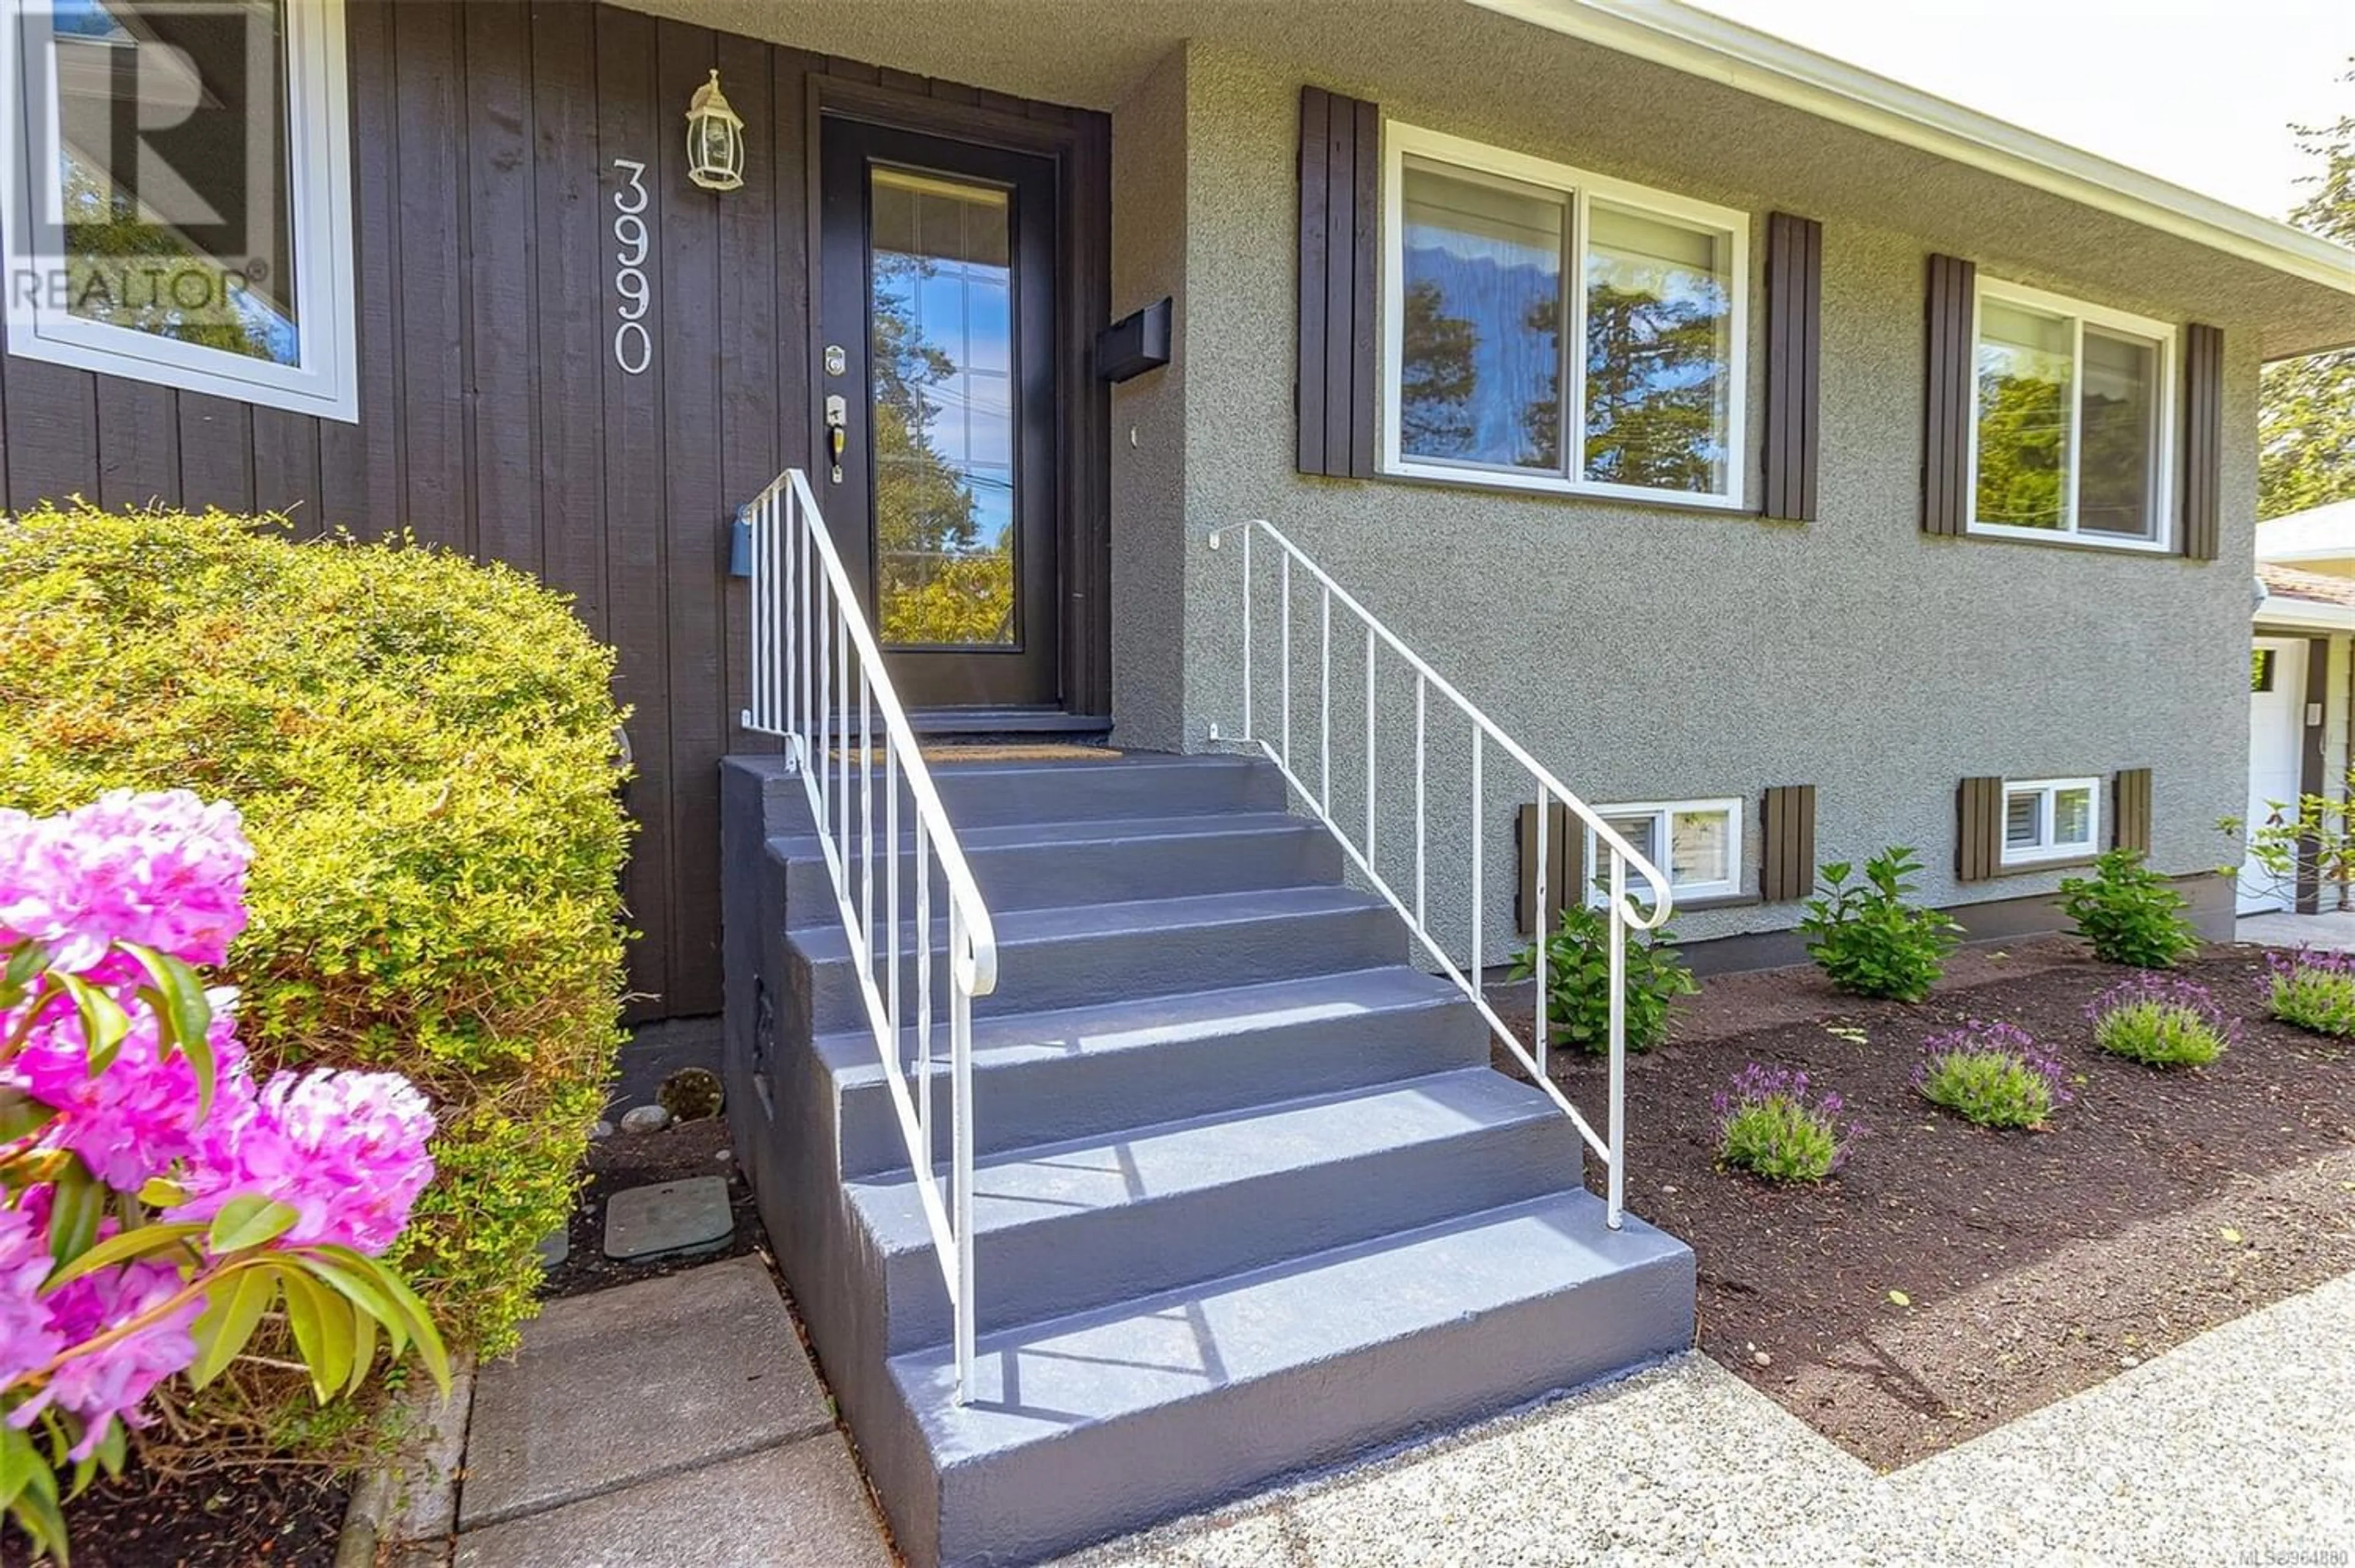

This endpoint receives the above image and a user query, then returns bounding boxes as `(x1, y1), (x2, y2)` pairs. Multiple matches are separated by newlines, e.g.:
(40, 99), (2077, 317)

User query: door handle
(824, 394), (848, 484)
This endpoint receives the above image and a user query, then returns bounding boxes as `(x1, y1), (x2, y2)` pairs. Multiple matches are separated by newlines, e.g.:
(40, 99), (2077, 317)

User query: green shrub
(1798, 847), (1962, 1003)
(1507, 896), (1698, 1055)
(2263, 948), (2355, 1038)
(1913, 1021), (2069, 1129)
(0, 503), (630, 1396)
(1712, 1063), (1855, 1183)
(2056, 849), (2201, 968)
(2086, 974), (2232, 1067)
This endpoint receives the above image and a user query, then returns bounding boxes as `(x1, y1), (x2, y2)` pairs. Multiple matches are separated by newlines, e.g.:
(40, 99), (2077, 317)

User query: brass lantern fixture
(685, 69), (745, 192)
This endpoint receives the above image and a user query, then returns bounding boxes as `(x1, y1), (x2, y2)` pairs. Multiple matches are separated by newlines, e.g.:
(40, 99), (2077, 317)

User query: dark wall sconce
(1096, 297), (1171, 383)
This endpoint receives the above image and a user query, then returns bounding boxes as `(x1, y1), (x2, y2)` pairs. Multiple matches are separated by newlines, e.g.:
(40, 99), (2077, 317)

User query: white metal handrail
(739, 467), (995, 1402)
(1206, 518), (1674, 1228)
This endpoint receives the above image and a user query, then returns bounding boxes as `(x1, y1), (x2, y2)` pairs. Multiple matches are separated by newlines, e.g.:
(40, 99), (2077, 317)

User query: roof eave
(1469, 0), (2355, 304)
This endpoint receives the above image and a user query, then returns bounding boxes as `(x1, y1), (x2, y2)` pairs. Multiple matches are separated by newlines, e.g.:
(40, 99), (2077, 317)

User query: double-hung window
(1969, 279), (2175, 550)
(2001, 778), (2099, 866)
(1381, 123), (1749, 508)
(1587, 798), (1742, 904)
(2, 0), (357, 420)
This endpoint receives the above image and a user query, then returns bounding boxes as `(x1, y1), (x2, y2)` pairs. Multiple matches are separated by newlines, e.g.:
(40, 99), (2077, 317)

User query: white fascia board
(2255, 601), (2355, 632)
(1467, 0), (2355, 302)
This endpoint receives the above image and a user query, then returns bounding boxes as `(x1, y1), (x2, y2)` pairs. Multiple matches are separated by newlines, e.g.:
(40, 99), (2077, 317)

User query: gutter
(1469, 0), (2355, 308)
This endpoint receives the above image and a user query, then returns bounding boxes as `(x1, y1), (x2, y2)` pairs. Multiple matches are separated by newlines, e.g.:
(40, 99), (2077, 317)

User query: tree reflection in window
(1578, 206), (1731, 495)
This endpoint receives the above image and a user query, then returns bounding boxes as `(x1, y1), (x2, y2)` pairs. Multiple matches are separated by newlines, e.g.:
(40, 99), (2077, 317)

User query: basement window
(2, 0), (358, 420)
(1586, 798), (1741, 904)
(2001, 778), (2100, 866)
(1381, 121), (1750, 510)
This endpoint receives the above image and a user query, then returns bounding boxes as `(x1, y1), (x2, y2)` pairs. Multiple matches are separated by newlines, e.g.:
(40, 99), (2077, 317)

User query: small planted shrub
(2261, 947), (2355, 1038)
(1509, 898), (1698, 1056)
(1914, 1020), (2071, 1129)
(1712, 1063), (1858, 1183)
(1799, 847), (1962, 1003)
(2086, 973), (2235, 1067)
(2056, 849), (2201, 969)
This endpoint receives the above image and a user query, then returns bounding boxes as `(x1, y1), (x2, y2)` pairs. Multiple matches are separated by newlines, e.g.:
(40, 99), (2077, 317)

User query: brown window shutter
(1956, 776), (2003, 882)
(1761, 214), (1822, 522)
(1516, 801), (1580, 935)
(1923, 254), (1977, 537)
(1297, 86), (1379, 480)
(2180, 324), (2223, 561)
(1759, 784), (1818, 901)
(2113, 768), (2152, 855)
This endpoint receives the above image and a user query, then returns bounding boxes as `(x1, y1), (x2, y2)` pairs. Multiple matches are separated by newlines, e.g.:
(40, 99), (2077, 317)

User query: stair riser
(868, 1114), (1582, 1354)
(779, 824), (1341, 927)
(892, 1248), (1697, 1568)
(925, 759), (1290, 825)
(834, 998), (1488, 1179)
(795, 906), (1406, 1034)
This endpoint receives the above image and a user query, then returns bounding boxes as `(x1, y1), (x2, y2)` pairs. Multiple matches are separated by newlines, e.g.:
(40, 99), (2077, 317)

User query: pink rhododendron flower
(3, 990), (251, 1193)
(175, 1071), (437, 1255)
(0, 1209), (64, 1393)
(0, 789), (251, 975)
(9, 1255), (202, 1460)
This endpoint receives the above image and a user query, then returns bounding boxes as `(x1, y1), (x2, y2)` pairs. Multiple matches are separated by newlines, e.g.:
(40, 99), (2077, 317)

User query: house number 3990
(611, 159), (653, 375)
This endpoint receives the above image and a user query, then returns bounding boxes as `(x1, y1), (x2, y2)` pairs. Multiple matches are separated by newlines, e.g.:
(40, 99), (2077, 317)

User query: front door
(818, 117), (1062, 713)
(2241, 637), (2310, 914)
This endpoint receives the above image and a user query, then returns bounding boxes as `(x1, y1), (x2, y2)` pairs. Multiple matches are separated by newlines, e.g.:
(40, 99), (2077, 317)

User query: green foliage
(1798, 848), (1962, 1003)
(1507, 897), (1698, 1056)
(0, 504), (631, 1396)
(1715, 1094), (1844, 1184)
(2259, 69), (2355, 521)
(2093, 1002), (2227, 1068)
(2056, 849), (2201, 968)
(2264, 952), (2355, 1038)
(1916, 1050), (2054, 1129)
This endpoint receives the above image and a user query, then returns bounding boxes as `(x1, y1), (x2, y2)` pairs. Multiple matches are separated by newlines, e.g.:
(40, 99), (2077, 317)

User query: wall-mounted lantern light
(686, 69), (745, 192)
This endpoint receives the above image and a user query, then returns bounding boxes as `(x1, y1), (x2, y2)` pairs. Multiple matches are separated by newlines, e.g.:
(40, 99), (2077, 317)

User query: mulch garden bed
(1511, 937), (2355, 1470)
(0, 1462), (347, 1568)
(538, 1107), (764, 1300)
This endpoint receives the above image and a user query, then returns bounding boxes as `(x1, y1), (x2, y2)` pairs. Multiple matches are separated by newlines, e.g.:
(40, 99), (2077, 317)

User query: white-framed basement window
(2001, 777), (2100, 866)
(2, 0), (358, 421)
(1587, 798), (1742, 904)
(1380, 122), (1750, 510)
(1969, 278), (2175, 551)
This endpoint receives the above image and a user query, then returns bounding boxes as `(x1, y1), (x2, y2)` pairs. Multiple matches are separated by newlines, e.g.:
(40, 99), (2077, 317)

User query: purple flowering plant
(2259, 947), (2355, 1039)
(1712, 1063), (1861, 1183)
(0, 791), (447, 1558)
(1914, 1020), (2071, 1129)
(2086, 973), (2235, 1068)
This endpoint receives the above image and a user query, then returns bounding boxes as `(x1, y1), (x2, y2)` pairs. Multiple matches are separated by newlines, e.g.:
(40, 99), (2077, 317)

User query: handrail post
(1607, 853), (1628, 1231)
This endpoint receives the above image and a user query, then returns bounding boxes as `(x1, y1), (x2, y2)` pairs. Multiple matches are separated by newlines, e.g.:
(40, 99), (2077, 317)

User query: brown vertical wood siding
(2181, 323), (2224, 562)
(1761, 213), (1822, 522)
(1296, 86), (1379, 480)
(1516, 801), (1580, 936)
(1921, 253), (1977, 537)
(0, 4), (1105, 1020)
(1956, 775), (2004, 882)
(1758, 784), (1817, 901)
(2111, 768), (2153, 856)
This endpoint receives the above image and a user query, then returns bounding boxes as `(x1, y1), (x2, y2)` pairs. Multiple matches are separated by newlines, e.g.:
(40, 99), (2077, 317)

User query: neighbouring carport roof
(2257, 500), (2355, 565)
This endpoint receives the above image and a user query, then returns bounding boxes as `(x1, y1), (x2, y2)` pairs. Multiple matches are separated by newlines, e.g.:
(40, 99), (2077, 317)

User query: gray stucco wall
(1127, 41), (2261, 955)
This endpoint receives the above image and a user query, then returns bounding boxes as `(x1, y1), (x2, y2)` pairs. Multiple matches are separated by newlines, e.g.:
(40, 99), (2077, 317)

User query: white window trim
(1965, 276), (2177, 554)
(1, 0), (358, 423)
(1379, 121), (1751, 513)
(1584, 796), (1744, 904)
(1999, 776), (2102, 866)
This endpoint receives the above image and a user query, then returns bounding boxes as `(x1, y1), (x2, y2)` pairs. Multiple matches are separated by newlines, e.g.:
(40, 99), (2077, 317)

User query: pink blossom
(10, 1255), (201, 1461)
(0, 789), (251, 974)
(175, 1071), (437, 1255)
(3, 989), (251, 1192)
(0, 1208), (64, 1393)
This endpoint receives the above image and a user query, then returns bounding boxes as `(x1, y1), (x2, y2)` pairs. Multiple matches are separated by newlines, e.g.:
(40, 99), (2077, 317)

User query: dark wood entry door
(817, 118), (1062, 713)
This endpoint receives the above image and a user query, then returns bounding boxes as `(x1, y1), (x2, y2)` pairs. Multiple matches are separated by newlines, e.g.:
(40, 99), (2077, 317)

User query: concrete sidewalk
(450, 1256), (893, 1568)
(1055, 1270), (2355, 1567)
(2240, 908), (2355, 951)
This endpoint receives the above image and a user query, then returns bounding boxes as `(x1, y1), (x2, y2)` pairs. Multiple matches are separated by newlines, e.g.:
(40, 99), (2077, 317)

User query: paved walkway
(1054, 1270), (2355, 1567)
(450, 1255), (892, 1568)
(2239, 908), (2355, 950)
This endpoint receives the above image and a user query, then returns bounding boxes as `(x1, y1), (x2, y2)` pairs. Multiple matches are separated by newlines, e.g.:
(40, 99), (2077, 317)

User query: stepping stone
(602, 1177), (732, 1263)
(458, 1256), (831, 1530)
(535, 1226), (569, 1269)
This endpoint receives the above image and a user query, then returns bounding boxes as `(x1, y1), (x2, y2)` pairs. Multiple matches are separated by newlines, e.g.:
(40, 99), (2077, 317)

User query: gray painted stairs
(719, 752), (1694, 1568)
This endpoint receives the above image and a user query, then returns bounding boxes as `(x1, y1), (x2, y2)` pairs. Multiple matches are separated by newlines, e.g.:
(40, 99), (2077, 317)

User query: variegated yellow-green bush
(0, 503), (630, 1382)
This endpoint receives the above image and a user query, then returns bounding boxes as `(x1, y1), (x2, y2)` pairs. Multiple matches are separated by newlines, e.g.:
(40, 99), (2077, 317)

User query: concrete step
(846, 1069), (1581, 1355)
(876, 1190), (1696, 1568)
(821, 967), (1487, 1178)
(791, 885), (1406, 1034)
(920, 752), (1289, 827)
(776, 810), (1342, 926)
